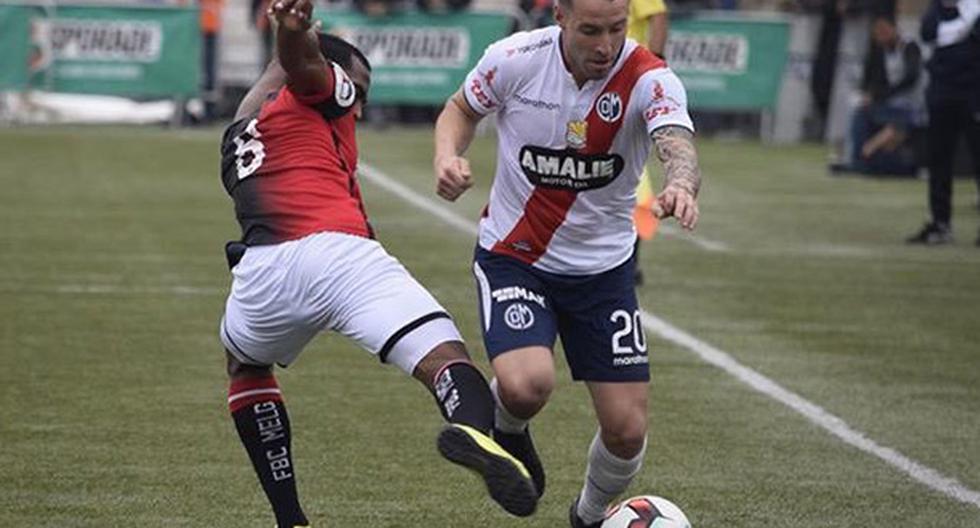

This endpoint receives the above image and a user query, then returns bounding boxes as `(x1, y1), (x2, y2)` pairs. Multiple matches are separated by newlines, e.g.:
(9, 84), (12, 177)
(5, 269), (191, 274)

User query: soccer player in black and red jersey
(217, 1), (538, 526)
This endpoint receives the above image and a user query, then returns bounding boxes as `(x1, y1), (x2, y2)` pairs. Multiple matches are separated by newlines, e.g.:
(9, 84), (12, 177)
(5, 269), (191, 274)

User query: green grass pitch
(0, 125), (978, 527)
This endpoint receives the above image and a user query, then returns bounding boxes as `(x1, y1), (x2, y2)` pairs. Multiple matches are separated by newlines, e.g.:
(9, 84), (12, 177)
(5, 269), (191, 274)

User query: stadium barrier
(0, 2), (199, 98)
(314, 9), (513, 105)
(667, 13), (790, 113)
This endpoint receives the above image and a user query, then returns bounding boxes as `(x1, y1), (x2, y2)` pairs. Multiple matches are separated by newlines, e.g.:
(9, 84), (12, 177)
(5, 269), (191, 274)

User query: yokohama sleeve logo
(469, 76), (495, 110)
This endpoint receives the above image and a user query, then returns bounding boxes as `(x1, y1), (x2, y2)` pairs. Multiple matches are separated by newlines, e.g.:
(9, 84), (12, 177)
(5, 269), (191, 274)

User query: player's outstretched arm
(652, 125), (701, 230)
(433, 90), (483, 201)
(270, 0), (329, 99)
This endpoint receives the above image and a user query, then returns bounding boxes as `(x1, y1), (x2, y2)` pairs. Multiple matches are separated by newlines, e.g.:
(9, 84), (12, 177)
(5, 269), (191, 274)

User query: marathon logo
(612, 355), (649, 367)
(346, 27), (469, 67)
(39, 19), (162, 62)
(665, 32), (748, 73)
(491, 286), (545, 308)
(519, 146), (624, 191)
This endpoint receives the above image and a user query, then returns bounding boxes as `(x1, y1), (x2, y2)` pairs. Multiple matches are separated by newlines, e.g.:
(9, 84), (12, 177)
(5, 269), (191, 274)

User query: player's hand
(657, 184), (699, 230)
(269, 0), (313, 33)
(434, 155), (473, 202)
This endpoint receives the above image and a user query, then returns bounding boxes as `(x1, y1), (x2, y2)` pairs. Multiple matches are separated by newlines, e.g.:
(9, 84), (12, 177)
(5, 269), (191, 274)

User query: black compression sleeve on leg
(432, 361), (495, 434)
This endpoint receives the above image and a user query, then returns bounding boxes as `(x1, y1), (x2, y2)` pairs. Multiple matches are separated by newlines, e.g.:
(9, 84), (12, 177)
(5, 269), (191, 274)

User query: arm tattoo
(652, 125), (701, 197)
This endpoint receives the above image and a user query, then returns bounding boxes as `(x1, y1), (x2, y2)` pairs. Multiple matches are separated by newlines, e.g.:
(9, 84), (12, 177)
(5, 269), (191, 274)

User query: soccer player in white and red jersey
(433, 0), (702, 525)
(218, 1), (537, 526)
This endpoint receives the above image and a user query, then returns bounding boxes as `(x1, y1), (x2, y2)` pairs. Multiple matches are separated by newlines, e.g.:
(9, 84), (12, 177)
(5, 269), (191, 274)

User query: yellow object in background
(627, 0), (666, 48)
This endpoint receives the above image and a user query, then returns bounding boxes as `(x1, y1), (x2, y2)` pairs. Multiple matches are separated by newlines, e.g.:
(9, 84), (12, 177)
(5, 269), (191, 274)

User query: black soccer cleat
(569, 496), (603, 528)
(437, 424), (538, 517)
(493, 426), (546, 498)
(906, 222), (953, 245)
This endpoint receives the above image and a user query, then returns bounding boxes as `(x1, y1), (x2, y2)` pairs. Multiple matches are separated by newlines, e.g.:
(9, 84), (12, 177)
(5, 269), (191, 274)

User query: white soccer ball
(601, 495), (691, 528)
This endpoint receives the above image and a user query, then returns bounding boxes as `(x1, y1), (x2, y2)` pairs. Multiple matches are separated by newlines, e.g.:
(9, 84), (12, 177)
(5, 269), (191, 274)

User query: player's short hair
(317, 33), (372, 72)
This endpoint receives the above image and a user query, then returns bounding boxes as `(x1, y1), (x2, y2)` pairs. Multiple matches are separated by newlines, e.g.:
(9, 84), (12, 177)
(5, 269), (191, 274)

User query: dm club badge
(596, 92), (623, 123)
(565, 120), (587, 150)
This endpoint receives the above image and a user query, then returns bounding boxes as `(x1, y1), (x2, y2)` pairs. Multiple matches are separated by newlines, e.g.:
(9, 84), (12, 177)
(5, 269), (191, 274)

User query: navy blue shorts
(472, 247), (649, 382)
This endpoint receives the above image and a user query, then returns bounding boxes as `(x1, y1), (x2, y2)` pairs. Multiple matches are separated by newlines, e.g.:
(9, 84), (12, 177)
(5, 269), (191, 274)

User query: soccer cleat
(569, 497), (603, 528)
(437, 423), (538, 517)
(493, 426), (546, 498)
(905, 222), (953, 245)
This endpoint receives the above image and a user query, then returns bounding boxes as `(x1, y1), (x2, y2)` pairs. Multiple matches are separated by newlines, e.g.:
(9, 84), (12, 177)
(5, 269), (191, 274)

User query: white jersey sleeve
(635, 68), (695, 135)
(461, 35), (526, 115)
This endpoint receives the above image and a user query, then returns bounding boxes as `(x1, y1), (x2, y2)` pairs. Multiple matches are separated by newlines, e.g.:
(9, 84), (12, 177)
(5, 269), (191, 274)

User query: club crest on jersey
(565, 120), (587, 150)
(331, 62), (356, 108)
(596, 92), (623, 123)
(519, 145), (624, 191)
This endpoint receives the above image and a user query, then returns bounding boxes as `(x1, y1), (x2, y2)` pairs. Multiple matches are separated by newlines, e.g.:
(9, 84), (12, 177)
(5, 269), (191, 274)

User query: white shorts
(219, 231), (462, 374)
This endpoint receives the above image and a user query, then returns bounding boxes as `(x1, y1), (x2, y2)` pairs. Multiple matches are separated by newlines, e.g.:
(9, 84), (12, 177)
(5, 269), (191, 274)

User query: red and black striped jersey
(220, 63), (371, 246)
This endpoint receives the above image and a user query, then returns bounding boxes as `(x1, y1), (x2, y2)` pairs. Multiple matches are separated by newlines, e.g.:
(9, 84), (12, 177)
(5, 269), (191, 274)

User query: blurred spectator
(831, 13), (923, 175)
(177, 0), (224, 120)
(416, 0), (472, 13)
(519, 0), (553, 28)
(907, 0), (980, 245)
(200, 0), (224, 120)
(251, 0), (273, 65)
(629, 0), (668, 55)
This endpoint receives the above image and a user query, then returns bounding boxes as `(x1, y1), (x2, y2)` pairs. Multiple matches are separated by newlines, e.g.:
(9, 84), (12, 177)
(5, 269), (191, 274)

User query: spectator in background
(519, 0), (554, 28)
(627, 0), (670, 285)
(251, 0), (274, 65)
(906, 0), (980, 245)
(416, 0), (472, 13)
(831, 13), (923, 175)
(200, 0), (224, 121)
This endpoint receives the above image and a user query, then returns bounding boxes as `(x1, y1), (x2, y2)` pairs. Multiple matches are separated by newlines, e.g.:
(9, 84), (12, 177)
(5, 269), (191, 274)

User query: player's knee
(412, 340), (470, 386)
(601, 410), (648, 458)
(226, 350), (273, 379)
(497, 373), (554, 418)
(602, 406), (647, 458)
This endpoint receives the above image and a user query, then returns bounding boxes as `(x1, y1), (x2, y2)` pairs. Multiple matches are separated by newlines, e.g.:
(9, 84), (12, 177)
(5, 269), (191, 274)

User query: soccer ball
(601, 495), (691, 528)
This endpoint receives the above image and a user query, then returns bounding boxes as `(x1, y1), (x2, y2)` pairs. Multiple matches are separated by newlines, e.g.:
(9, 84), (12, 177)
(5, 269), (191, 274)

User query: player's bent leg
(488, 346), (554, 498)
(572, 381), (649, 527)
(490, 346), (555, 419)
(226, 352), (309, 528)
(409, 341), (539, 517)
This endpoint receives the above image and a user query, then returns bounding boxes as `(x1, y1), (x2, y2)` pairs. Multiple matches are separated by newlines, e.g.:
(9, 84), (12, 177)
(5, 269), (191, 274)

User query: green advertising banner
(668, 16), (790, 110)
(316, 9), (512, 104)
(0, 3), (199, 97)
(0, 5), (32, 90)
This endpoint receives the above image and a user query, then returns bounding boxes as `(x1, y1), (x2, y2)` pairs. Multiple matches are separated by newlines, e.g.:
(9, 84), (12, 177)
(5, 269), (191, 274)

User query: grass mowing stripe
(357, 160), (980, 511)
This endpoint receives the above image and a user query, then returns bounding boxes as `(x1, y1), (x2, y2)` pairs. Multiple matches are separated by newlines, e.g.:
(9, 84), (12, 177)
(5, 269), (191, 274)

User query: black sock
(432, 361), (495, 433)
(229, 376), (308, 528)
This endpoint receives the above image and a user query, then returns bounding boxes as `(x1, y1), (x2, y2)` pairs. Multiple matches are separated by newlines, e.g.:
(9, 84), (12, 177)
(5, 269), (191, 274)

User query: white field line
(358, 161), (980, 510)
(657, 224), (730, 252)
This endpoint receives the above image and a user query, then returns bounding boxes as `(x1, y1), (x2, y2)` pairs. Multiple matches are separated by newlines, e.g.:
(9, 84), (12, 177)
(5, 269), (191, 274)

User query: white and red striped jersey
(462, 26), (694, 275)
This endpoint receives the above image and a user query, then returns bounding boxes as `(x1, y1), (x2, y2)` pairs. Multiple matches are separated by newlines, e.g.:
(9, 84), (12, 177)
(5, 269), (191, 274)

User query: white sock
(490, 377), (528, 434)
(576, 430), (647, 524)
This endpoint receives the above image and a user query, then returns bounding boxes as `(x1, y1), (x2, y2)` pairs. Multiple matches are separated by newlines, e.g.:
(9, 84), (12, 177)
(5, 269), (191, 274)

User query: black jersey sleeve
(220, 115), (261, 196)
